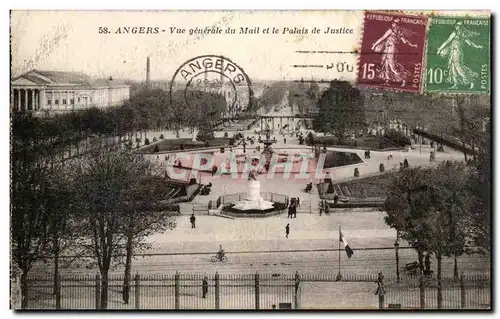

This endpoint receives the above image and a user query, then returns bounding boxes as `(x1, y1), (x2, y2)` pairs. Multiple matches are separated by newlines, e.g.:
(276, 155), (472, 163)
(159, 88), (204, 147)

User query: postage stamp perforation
(424, 14), (490, 94)
(353, 10), (366, 93)
(356, 10), (428, 93)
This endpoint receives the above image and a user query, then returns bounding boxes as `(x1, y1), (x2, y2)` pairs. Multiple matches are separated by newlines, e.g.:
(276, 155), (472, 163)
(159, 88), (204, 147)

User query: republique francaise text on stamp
(356, 11), (428, 93)
(424, 16), (490, 94)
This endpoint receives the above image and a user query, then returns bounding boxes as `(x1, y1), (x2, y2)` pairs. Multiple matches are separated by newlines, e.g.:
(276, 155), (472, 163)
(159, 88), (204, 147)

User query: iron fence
(17, 272), (490, 310)
(22, 272), (299, 310)
(384, 274), (490, 310)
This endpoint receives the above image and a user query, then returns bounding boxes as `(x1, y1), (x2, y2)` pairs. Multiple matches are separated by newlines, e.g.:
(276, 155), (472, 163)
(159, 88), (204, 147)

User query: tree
(289, 81), (320, 115)
(384, 163), (471, 308)
(259, 82), (288, 114)
(313, 81), (365, 143)
(121, 175), (178, 304)
(453, 95), (490, 161)
(11, 157), (52, 308)
(11, 112), (59, 308)
(74, 147), (178, 309)
(465, 131), (491, 252)
(196, 123), (215, 142)
(74, 148), (140, 309)
(306, 132), (315, 146)
(43, 163), (82, 299)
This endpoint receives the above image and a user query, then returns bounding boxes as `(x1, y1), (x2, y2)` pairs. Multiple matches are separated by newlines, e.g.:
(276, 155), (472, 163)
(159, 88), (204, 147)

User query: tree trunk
(437, 251), (442, 309)
(454, 256), (458, 279)
(463, 142), (468, 162)
(424, 253), (431, 274)
(20, 268), (29, 309)
(53, 237), (60, 295)
(417, 250), (425, 274)
(122, 232), (133, 304)
(100, 270), (109, 309)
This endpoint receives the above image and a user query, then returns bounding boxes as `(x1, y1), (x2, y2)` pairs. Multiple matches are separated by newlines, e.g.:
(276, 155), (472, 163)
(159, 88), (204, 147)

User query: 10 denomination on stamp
(424, 16), (490, 94)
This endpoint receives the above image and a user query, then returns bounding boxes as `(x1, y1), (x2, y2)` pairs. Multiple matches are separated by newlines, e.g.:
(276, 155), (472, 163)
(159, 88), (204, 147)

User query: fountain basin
(222, 202), (287, 218)
(219, 179), (287, 218)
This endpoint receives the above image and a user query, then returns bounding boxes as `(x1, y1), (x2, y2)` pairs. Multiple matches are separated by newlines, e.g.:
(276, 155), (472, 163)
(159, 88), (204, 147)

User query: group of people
(287, 197), (300, 218)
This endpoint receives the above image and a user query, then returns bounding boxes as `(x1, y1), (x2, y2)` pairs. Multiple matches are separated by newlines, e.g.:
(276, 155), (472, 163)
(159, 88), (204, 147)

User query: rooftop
(12, 70), (129, 89)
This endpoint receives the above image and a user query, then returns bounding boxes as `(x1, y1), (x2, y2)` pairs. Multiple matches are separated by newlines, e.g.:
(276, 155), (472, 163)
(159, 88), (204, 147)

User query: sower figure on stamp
(437, 21), (483, 90)
(371, 18), (418, 87)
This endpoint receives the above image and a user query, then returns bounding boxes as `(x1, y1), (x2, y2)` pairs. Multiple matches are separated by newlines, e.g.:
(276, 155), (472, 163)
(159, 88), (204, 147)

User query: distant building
(10, 70), (130, 113)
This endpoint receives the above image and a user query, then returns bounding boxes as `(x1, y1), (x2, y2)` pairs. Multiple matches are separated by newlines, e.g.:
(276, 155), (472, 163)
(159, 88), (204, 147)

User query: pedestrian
(284, 137), (287, 144)
(293, 204), (297, 218)
(296, 197), (300, 207)
(287, 204), (293, 218)
(285, 224), (290, 238)
(190, 214), (196, 229)
(202, 276), (208, 298)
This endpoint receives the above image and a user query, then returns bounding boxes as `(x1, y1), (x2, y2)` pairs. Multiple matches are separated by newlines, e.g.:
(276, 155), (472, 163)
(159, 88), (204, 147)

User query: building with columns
(11, 70), (130, 113)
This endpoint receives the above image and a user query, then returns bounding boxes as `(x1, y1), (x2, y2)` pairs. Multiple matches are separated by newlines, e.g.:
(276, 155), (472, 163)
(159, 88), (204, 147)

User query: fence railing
(384, 274), (490, 310)
(21, 272), (300, 310)
(16, 271), (490, 310)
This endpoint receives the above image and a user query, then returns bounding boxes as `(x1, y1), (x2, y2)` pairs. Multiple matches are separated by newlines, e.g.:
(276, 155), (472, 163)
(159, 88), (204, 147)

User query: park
(11, 79), (491, 310)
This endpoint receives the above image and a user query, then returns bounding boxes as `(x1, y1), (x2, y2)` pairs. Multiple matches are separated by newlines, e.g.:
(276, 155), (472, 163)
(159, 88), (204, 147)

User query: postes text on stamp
(424, 16), (490, 94)
(356, 11), (428, 92)
(169, 55), (253, 119)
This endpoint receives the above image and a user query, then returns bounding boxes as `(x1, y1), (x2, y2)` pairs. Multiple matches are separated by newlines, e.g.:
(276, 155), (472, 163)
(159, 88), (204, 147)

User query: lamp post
(394, 232), (400, 283)
(418, 123), (422, 154)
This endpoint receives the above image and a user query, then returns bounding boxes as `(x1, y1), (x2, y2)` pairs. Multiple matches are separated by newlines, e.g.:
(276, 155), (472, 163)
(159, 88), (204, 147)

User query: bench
(405, 262), (420, 274)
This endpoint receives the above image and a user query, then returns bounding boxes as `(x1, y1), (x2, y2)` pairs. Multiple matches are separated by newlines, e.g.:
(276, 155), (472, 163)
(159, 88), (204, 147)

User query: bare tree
(121, 171), (178, 304)
(74, 147), (178, 309)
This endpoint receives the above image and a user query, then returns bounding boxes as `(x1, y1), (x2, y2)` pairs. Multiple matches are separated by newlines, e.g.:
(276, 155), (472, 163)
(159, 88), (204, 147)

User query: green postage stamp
(424, 16), (490, 94)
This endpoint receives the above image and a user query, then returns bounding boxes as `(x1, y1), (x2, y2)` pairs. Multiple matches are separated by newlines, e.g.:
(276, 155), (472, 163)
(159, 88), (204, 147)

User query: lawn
(335, 173), (394, 198)
(140, 137), (231, 153)
(315, 135), (401, 150)
(320, 150), (364, 169)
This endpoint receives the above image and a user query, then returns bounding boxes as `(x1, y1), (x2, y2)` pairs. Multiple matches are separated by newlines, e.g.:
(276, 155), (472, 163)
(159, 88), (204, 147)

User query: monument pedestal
(233, 180), (274, 211)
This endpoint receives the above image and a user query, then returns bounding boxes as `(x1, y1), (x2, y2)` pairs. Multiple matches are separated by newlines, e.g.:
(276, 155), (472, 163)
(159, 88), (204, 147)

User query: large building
(10, 70), (130, 112)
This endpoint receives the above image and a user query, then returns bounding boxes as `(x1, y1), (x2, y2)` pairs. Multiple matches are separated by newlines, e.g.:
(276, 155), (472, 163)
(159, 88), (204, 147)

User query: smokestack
(146, 56), (151, 87)
(220, 60), (224, 86)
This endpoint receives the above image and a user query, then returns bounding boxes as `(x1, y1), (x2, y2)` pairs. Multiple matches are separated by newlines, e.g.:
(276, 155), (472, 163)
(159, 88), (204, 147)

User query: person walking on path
(202, 277), (208, 298)
(190, 214), (196, 229)
(285, 224), (290, 238)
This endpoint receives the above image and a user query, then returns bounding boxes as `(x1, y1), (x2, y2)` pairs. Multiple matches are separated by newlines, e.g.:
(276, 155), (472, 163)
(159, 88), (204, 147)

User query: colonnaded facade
(10, 70), (130, 113)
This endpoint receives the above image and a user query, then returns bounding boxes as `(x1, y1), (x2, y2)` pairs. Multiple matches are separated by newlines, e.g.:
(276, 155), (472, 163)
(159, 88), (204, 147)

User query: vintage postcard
(10, 10), (491, 311)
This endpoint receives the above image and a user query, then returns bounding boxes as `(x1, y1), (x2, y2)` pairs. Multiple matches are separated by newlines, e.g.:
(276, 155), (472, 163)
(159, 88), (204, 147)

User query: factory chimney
(146, 56), (151, 87)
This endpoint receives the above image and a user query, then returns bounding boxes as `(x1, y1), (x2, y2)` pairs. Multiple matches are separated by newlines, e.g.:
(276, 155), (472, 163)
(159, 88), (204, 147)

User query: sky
(10, 10), (489, 82)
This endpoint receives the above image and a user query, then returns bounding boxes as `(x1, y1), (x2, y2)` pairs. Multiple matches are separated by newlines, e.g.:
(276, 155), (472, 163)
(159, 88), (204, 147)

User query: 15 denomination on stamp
(356, 11), (428, 92)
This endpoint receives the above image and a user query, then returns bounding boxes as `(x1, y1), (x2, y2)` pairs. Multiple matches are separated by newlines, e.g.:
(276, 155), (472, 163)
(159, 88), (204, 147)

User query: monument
(232, 171), (274, 211)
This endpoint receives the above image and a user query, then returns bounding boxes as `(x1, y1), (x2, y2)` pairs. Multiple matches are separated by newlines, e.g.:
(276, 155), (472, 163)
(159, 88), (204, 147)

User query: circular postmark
(169, 55), (253, 119)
